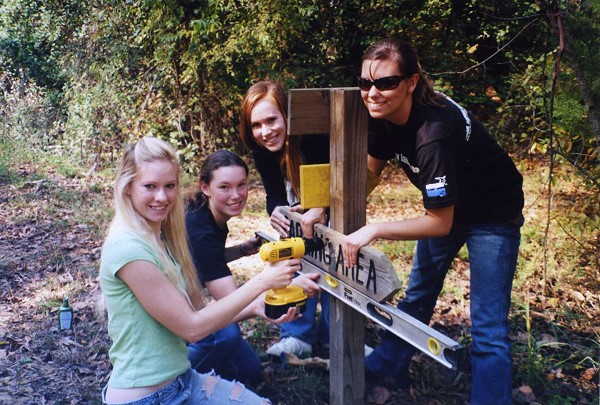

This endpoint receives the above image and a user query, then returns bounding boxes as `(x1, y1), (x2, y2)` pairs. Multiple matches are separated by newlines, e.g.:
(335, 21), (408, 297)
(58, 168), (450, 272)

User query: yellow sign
(299, 164), (381, 208)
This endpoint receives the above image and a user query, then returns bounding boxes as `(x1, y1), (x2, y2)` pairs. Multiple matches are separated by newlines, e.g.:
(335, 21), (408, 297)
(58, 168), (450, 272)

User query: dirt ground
(0, 162), (597, 404)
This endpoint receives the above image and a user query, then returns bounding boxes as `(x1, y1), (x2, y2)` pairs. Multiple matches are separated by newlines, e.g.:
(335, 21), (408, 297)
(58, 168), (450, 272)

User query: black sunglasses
(357, 75), (407, 91)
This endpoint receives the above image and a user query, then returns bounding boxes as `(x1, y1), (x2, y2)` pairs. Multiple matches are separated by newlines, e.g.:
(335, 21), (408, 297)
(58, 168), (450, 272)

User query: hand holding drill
(257, 235), (324, 318)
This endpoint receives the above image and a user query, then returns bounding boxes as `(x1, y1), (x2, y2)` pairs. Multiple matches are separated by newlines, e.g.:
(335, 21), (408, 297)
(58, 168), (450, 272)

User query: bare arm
(342, 205), (455, 267)
(204, 276), (238, 300)
(368, 155), (387, 177)
(118, 258), (301, 343)
(224, 236), (261, 262)
(204, 276), (279, 323)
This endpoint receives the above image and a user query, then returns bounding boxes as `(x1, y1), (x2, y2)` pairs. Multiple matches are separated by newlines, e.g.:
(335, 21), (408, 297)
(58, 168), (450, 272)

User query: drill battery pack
(264, 286), (308, 319)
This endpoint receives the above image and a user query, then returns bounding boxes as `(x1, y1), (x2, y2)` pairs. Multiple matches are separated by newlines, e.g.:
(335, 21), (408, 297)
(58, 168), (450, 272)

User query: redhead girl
(239, 81), (329, 357)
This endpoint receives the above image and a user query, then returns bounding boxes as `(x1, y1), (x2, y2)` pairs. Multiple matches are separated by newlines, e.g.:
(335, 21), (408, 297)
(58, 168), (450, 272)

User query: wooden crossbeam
(287, 89), (330, 135)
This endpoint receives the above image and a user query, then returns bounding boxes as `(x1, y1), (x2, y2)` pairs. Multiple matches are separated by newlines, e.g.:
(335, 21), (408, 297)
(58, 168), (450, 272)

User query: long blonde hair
(109, 137), (204, 309)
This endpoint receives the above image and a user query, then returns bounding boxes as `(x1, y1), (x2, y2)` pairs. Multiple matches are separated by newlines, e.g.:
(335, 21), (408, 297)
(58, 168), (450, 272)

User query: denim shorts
(102, 369), (270, 404)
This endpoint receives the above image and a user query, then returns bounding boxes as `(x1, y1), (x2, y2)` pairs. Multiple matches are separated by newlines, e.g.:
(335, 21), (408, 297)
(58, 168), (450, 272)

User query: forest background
(0, 0), (598, 404)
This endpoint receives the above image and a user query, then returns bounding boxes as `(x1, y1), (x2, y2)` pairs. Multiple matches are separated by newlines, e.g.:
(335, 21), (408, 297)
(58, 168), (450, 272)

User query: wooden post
(329, 88), (368, 404)
(288, 87), (369, 404)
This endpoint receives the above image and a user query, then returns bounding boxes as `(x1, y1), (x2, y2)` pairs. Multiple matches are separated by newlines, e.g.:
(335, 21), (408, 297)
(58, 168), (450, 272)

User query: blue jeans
(102, 368), (269, 404)
(365, 221), (521, 405)
(280, 291), (330, 345)
(187, 324), (261, 386)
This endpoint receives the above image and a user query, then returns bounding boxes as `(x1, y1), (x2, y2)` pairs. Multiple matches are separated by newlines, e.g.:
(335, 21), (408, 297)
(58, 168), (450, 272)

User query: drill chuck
(259, 237), (324, 262)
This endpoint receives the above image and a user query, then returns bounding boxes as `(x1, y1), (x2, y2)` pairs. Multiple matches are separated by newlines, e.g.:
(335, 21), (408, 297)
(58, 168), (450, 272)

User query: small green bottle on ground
(58, 297), (73, 330)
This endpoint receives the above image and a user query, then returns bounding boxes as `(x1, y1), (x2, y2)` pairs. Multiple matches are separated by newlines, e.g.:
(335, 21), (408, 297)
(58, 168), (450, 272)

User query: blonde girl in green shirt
(100, 137), (299, 404)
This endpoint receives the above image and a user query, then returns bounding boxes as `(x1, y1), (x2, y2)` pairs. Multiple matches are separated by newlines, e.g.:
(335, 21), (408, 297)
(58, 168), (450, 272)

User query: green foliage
(0, 0), (87, 103)
(512, 299), (599, 399)
(0, 72), (59, 149)
(379, 239), (416, 262)
(0, 134), (11, 181)
(567, 0), (600, 108)
(0, 0), (598, 180)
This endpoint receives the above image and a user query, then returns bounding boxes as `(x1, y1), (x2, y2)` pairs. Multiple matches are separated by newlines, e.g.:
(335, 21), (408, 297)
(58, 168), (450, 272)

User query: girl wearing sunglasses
(345, 39), (524, 405)
(239, 81), (330, 358)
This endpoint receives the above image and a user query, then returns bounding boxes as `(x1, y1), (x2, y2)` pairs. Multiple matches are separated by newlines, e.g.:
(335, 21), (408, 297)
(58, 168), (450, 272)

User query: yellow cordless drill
(258, 235), (324, 319)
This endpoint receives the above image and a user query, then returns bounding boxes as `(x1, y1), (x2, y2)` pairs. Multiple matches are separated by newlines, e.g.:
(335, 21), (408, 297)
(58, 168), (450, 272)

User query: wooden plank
(328, 88), (368, 405)
(281, 207), (401, 303)
(287, 89), (330, 135)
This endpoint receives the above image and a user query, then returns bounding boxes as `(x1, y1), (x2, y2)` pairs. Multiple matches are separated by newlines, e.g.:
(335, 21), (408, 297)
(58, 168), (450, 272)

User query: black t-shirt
(252, 134), (330, 216)
(368, 95), (524, 225)
(186, 204), (231, 282)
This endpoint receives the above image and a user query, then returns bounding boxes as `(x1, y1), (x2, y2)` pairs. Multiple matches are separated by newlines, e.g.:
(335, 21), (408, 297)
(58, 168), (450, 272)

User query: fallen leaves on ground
(0, 160), (597, 404)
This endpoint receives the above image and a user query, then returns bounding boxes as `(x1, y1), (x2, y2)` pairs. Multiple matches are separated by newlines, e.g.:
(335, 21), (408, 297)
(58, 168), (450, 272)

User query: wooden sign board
(256, 230), (463, 371)
(280, 206), (401, 302)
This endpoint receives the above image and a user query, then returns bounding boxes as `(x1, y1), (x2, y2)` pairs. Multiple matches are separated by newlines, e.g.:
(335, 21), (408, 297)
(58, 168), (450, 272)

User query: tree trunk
(556, 12), (600, 150)
(538, 1), (600, 151)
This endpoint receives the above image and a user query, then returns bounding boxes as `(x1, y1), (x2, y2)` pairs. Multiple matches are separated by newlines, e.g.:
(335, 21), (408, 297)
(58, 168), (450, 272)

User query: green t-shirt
(100, 230), (190, 388)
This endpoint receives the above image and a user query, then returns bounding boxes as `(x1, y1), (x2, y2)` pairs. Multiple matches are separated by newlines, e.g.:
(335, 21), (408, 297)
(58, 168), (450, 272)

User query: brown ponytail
(362, 38), (443, 107)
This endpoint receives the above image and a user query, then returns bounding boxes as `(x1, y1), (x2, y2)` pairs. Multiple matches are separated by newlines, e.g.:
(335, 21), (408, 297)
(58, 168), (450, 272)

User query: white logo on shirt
(426, 176), (447, 197)
(438, 92), (472, 141)
(397, 153), (420, 173)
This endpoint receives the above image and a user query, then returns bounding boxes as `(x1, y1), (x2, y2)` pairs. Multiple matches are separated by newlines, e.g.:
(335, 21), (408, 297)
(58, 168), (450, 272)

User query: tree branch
(429, 18), (539, 76)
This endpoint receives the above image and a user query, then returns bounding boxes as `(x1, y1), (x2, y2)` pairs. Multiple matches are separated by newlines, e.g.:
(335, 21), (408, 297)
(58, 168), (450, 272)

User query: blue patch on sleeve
(426, 176), (448, 198)
(426, 186), (446, 197)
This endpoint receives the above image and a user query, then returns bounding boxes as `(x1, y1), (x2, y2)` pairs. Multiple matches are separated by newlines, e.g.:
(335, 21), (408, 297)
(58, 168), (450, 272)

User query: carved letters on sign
(281, 207), (401, 303)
